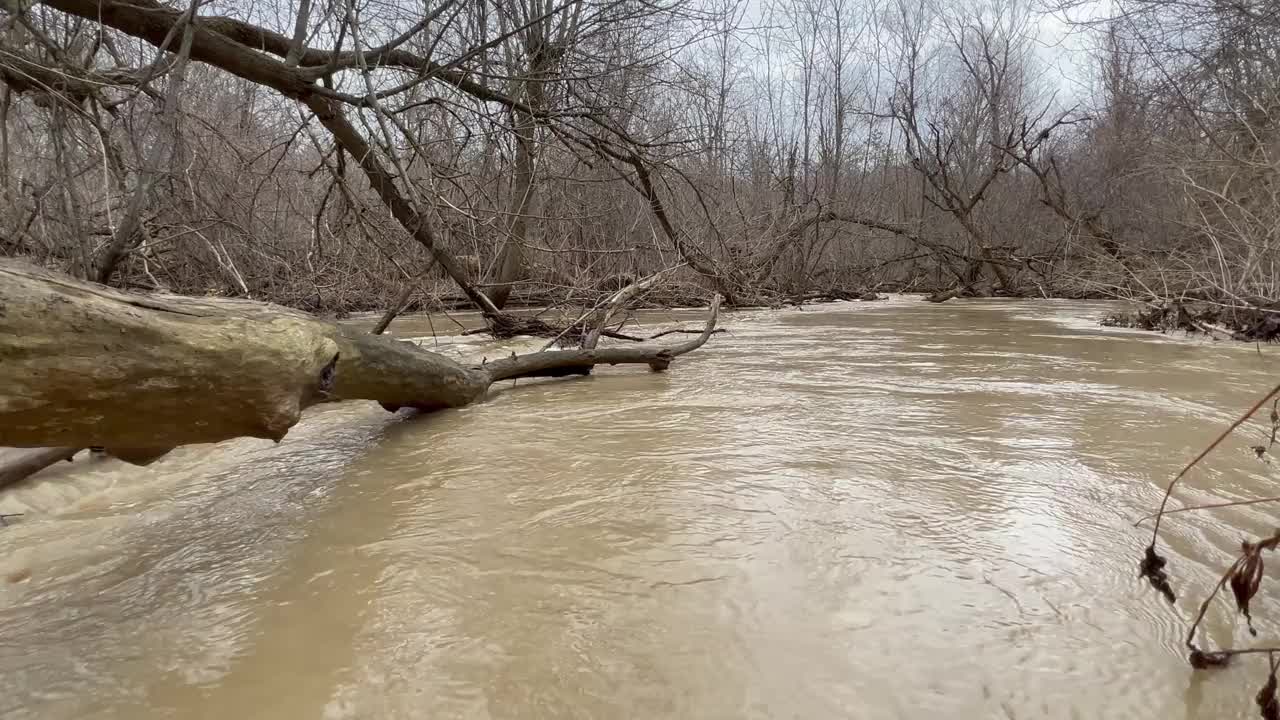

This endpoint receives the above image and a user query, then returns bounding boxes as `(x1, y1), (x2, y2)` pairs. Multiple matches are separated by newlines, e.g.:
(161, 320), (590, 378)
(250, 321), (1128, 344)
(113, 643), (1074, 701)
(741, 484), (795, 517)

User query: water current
(1, 297), (1278, 719)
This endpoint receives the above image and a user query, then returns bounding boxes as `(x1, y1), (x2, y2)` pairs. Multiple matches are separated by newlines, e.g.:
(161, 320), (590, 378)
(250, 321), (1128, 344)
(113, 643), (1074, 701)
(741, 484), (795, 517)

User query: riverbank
(318, 285), (1280, 347)
(1102, 302), (1280, 342)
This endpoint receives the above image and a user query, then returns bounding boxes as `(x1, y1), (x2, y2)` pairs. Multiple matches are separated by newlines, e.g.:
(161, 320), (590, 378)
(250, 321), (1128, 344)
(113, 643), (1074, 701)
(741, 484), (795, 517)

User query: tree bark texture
(0, 261), (720, 450)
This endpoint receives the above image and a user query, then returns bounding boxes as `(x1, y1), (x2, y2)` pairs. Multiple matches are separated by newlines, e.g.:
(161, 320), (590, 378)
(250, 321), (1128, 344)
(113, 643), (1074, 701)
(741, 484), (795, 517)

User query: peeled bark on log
(0, 261), (721, 450)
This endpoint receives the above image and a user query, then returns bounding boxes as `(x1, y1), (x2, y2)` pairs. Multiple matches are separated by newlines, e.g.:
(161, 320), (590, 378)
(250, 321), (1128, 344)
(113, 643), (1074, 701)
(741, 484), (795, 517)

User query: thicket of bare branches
(0, 0), (1276, 327)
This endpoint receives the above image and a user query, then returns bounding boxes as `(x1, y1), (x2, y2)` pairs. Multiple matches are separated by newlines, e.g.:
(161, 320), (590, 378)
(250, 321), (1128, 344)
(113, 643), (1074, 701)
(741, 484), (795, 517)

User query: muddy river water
(1, 298), (1278, 719)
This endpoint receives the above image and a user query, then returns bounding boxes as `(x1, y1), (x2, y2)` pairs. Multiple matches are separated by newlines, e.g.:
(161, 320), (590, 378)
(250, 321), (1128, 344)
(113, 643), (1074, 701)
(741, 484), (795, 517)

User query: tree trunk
(953, 212), (1011, 293)
(0, 447), (80, 490)
(304, 96), (502, 318)
(372, 279), (419, 336)
(95, 21), (194, 285)
(0, 260), (720, 451)
(489, 16), (558, 311)
(489, 112), (535, 310)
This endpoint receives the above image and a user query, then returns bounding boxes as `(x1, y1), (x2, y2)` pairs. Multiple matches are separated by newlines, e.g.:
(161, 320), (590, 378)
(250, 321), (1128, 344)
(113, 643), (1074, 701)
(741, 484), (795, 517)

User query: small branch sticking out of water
(1135, 495), (1280, 526)
(1250, 401), (1280, 459)
(1147, 382), (1280, 546)
(1132, 398), (1280, 529)
(1135, 387), (1280, 718)
(1139, 383), (1280, 604)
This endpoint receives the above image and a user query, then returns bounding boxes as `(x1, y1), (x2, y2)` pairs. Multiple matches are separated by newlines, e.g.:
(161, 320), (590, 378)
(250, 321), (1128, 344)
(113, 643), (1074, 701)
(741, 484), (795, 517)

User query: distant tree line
(0, 0), (1275, 318)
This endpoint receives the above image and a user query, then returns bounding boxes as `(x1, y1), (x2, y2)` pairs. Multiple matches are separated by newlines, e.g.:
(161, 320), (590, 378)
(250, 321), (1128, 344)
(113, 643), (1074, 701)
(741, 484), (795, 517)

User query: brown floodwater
(1, 298), (1278, 719)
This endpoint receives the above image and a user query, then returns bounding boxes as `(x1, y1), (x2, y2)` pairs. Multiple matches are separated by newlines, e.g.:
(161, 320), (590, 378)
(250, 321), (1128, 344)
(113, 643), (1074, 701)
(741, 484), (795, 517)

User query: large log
(0, 448), (80, 490)
(1, 263), (344, 447)
(0, 261), (721, 450)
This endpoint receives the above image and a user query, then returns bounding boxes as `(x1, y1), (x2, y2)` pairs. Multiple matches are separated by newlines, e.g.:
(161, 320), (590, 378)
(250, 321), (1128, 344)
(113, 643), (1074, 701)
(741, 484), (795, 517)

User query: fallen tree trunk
(0, 448), (80, 490)
(0, 261), (721, 451)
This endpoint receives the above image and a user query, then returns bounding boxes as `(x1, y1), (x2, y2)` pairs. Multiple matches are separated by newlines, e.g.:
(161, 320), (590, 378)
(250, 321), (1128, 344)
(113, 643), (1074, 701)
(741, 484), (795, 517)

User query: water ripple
(2, 300), (1278, 719)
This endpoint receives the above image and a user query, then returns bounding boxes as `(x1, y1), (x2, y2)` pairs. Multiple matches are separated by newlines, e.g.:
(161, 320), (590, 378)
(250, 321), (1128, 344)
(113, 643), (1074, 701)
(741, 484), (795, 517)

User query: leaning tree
(1, 0), (744, 316)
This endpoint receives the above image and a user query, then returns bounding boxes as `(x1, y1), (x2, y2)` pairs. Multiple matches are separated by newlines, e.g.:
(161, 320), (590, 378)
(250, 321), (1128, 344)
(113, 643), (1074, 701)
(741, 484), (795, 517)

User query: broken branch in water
(484, 296), (721, 381)
(535, 265), (684, 351)
(645, 327), (728, 340)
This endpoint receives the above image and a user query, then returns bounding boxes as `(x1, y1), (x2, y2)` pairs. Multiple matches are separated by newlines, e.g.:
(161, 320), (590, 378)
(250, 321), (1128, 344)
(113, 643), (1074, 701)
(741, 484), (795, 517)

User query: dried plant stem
(1149, 382), (1280, 545)
(1187, 555), (1245, 649)
(1187, 530), (1280, 652)
(1135, 495), (1280, 526)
